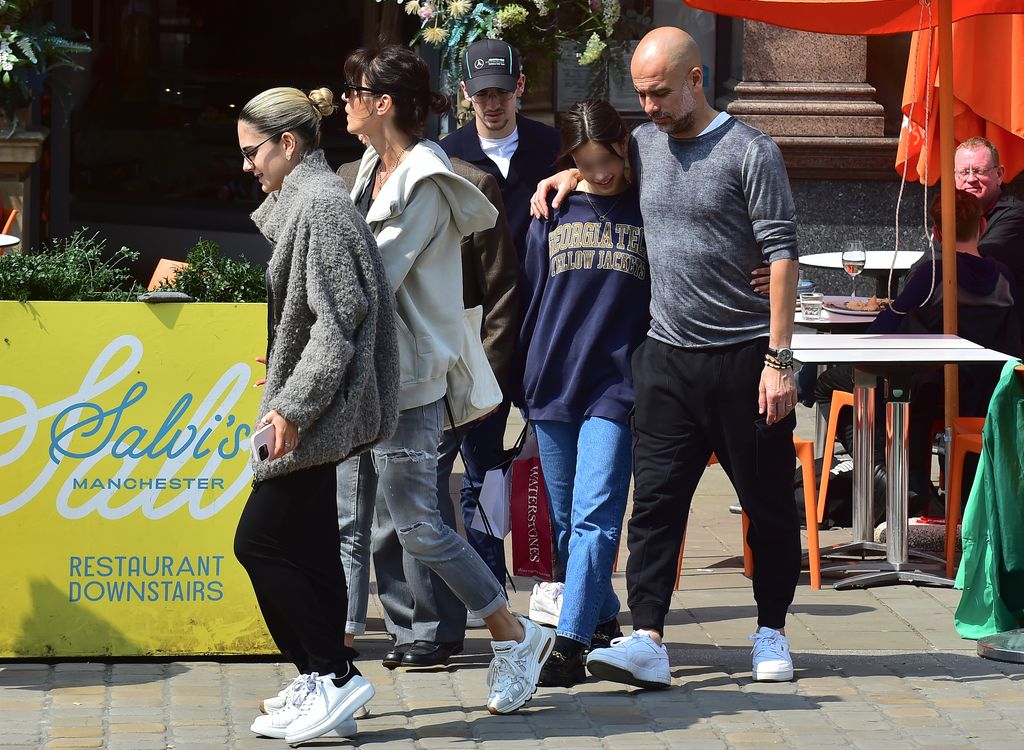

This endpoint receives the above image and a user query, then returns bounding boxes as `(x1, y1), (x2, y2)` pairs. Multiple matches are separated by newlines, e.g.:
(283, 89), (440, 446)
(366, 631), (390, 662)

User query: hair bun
(428, 91), (450, 116)
(308, 87), (337, 118)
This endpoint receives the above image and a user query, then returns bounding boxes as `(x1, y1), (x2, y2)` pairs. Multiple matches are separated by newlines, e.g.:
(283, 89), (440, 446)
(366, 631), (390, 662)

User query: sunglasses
(342, 81), (388, 100)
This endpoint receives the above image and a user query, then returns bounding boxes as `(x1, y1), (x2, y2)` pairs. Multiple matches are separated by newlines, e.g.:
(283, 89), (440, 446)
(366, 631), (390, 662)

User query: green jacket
(954, 359), (1024, 639)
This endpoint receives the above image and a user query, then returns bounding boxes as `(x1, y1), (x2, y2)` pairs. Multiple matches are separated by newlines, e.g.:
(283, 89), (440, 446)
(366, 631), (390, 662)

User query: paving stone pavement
(3, 408), (1024, 749)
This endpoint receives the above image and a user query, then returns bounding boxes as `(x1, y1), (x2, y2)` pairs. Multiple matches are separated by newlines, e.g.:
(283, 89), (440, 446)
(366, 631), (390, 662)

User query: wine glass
(841, 240), (867, 298)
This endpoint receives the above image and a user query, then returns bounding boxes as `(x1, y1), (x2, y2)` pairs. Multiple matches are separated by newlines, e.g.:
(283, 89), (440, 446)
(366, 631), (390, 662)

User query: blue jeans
(533, 417), (631, 645)
(337, 400), (506, 642)
(436, 400), (512, 586)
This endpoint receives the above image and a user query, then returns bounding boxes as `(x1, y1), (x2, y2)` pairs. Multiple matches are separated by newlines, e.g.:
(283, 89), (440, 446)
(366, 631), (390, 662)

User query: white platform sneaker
(528, 581), (564, 627)
(585, 630), (671, 689)
(750, 627), (794, 682)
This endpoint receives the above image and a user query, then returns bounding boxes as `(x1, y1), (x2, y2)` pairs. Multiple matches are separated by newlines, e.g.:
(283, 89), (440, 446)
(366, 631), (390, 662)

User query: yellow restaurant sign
(0, 301), (277, 657)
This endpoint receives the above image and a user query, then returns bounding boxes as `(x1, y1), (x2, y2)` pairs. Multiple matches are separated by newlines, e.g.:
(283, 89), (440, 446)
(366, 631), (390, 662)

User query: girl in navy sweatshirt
(518, 100), (650, 687)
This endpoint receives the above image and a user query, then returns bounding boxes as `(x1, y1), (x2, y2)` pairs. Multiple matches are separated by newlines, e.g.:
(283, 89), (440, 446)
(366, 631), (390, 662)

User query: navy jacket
(441, 114), (561, 256)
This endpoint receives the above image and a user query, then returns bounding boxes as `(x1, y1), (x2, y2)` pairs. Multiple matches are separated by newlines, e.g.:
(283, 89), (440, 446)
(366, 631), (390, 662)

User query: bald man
(535, 26), (801, 687)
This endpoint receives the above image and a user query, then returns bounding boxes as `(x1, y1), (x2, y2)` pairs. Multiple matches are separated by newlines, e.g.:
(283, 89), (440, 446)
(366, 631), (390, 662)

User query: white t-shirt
(478, 128), (519, 178)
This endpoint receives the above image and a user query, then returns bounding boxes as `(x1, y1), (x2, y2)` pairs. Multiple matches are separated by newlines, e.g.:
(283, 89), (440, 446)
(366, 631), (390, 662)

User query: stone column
(0, 130), (47, 251)
(725, 22), (899, 178)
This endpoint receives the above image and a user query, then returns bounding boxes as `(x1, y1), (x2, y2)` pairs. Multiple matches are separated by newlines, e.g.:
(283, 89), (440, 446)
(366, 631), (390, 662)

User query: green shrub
(0, 230), (142, 302)
(159, 240), (266, 303)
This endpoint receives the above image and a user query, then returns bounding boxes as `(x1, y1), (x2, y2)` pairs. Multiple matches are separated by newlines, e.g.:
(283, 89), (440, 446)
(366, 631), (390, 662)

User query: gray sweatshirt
(250, 150), (400, 481)
(632, 117), (798, 349)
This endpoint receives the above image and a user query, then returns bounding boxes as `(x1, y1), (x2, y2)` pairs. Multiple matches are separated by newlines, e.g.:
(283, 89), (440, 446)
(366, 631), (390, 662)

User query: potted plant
(0, 0), (90, 136)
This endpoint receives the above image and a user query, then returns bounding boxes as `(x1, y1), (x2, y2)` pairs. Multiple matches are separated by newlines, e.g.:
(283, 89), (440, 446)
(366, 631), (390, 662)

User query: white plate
(823, 296), (884, 317)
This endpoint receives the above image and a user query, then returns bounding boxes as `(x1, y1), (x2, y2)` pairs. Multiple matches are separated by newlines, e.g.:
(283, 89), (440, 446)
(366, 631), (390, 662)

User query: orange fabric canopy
(897, 14), (1024, 184)
(682, 0), (1024, 35)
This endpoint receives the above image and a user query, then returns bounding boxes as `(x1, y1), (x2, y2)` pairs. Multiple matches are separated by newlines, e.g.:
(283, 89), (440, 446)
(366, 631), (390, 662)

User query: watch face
(777, 349), (794, 365)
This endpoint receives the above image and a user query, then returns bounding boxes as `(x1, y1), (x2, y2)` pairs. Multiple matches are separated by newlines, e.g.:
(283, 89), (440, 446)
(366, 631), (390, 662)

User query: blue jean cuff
(472, 594), (507, 621)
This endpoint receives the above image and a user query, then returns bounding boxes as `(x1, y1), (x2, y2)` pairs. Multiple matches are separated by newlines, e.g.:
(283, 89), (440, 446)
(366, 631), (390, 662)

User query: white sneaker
(750, 627), (794, 682)
(252, 712), (356, 741)
(585, 630), (671, 689)
(250, 675), (315, 738)
(283, 672), (374, 745)
(486, 616), (555, 714)
(259, 674), (305, 714)
(528, 581), (564, 627)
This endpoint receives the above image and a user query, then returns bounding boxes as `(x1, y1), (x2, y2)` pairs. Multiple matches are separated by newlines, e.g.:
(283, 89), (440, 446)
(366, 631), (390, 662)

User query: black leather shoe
(382, 644), (410, 670)
(538, 648), (587, 688)
(400, 640), (463, 667)
(588, 617), (623, 653)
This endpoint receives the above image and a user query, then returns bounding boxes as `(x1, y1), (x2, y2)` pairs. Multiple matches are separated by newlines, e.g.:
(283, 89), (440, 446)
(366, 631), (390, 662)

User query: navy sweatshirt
(517, 184), (650, 424)
(871, 251), (1017, 334)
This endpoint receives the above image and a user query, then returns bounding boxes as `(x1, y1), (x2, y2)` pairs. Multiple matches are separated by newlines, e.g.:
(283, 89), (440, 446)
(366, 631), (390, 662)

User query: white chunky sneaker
(528, 581), (564, 627)
(283, 671), (374, 745)
(585, 630), (671, 689)
(750, 627), (794, 682)
(252, 707), (357, 740)
(259, 674), (306, 714)
(250, 675), (315, 738)
(486, 616), (555, 714)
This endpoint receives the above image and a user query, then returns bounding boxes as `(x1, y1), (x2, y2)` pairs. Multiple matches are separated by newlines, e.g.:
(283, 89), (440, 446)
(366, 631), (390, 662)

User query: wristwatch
(767, 347), (794, 368)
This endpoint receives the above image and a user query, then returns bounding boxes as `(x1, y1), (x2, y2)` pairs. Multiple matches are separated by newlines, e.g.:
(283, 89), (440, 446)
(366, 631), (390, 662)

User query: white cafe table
(800, 250), (924, 297)
(792, 333), (1014, 589)
(0, 233), (19, 252)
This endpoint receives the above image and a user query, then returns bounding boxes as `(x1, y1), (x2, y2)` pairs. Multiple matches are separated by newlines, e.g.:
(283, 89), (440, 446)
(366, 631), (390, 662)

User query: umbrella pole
(938, 0), (958, 431)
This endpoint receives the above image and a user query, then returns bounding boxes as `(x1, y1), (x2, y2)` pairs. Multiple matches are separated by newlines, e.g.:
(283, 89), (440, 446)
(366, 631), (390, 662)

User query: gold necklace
(582, 189), (624, 223)
(376, 142), (414, 188)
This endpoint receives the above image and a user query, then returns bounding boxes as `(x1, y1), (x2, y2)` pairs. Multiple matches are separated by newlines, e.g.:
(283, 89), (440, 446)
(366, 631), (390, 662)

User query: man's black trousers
(235, 462), (358, 676)
(626, 336), (801, 634)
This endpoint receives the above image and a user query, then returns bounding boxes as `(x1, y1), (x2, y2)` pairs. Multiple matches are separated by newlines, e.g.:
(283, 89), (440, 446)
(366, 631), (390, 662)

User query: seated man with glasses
(954, 137), (1024, 330)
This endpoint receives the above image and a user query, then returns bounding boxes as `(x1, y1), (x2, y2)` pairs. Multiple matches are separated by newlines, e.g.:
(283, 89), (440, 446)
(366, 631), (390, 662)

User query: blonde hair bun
(308, 87), (337, 119)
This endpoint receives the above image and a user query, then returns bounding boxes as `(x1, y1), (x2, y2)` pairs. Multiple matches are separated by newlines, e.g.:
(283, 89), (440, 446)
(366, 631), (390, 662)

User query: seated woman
(814, 189), (1021, 515)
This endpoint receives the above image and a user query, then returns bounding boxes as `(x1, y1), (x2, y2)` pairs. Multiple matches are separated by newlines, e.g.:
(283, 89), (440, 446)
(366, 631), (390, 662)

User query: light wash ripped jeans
(337, 398), (506, 640)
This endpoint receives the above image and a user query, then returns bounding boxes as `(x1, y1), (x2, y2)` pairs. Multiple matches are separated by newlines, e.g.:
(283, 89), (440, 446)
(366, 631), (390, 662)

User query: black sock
(553, 636), (584, 658)
(331, 662), (360, 688)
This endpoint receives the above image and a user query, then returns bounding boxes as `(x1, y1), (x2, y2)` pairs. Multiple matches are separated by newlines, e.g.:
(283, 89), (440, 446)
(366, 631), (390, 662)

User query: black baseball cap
(461, 39), (521, 96)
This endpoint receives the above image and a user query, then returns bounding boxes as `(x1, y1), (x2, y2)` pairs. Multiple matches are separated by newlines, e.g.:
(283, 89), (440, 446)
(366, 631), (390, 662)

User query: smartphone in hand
(250, 423), (276, 463)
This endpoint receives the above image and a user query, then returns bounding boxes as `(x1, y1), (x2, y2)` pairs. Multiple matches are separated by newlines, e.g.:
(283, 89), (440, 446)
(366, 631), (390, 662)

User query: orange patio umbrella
(897, 13), (1024, 185)
(683, 0), (1024, 427)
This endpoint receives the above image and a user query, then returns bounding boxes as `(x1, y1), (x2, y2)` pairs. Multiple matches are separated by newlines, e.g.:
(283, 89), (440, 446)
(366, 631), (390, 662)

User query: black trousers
(626, 337), (801, 633)
(234, 462), (358, 676)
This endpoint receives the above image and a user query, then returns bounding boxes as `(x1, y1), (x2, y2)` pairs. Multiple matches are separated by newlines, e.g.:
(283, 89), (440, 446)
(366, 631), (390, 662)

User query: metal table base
(831, 378), (954, 589)
(978, 629), (1024, 664)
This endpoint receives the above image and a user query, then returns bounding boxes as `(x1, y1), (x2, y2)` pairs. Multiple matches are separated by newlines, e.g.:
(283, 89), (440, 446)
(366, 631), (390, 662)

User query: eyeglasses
(468, 89), (516, 104)
(241, 134), (276, 168)
(955, 165), (999, 179)
(342, 81), (387, 101)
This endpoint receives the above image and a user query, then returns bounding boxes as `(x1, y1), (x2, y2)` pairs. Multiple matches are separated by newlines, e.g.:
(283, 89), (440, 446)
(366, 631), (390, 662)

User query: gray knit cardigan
(250, 149), (399, 481)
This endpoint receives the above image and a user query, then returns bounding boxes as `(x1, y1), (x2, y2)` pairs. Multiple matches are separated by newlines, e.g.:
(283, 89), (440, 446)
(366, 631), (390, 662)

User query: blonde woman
(232, 86), (399, 744)
(335, 44), (555, 715)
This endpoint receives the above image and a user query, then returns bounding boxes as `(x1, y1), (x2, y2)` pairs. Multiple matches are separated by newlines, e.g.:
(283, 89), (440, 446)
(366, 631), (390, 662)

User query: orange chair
(817, 389), (854, 524)
(608, 437), (822, 589)
(2, 207), (18, 236)
(944, 417), (984, 578)
(685, 439), (821, 590)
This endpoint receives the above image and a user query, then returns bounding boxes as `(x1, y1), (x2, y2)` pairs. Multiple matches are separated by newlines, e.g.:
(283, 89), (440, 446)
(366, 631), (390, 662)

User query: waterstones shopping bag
(509, 427), (555, 580)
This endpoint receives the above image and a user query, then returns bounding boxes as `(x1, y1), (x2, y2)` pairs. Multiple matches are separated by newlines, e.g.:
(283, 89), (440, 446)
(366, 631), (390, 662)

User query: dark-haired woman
(518, 99), (650, 688)
(233, 86), (399, 744)
(335, 44), (555, 715)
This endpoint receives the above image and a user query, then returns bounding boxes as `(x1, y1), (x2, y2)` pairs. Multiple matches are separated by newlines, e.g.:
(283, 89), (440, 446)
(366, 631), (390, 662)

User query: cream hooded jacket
(350, 139), (499, 411)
